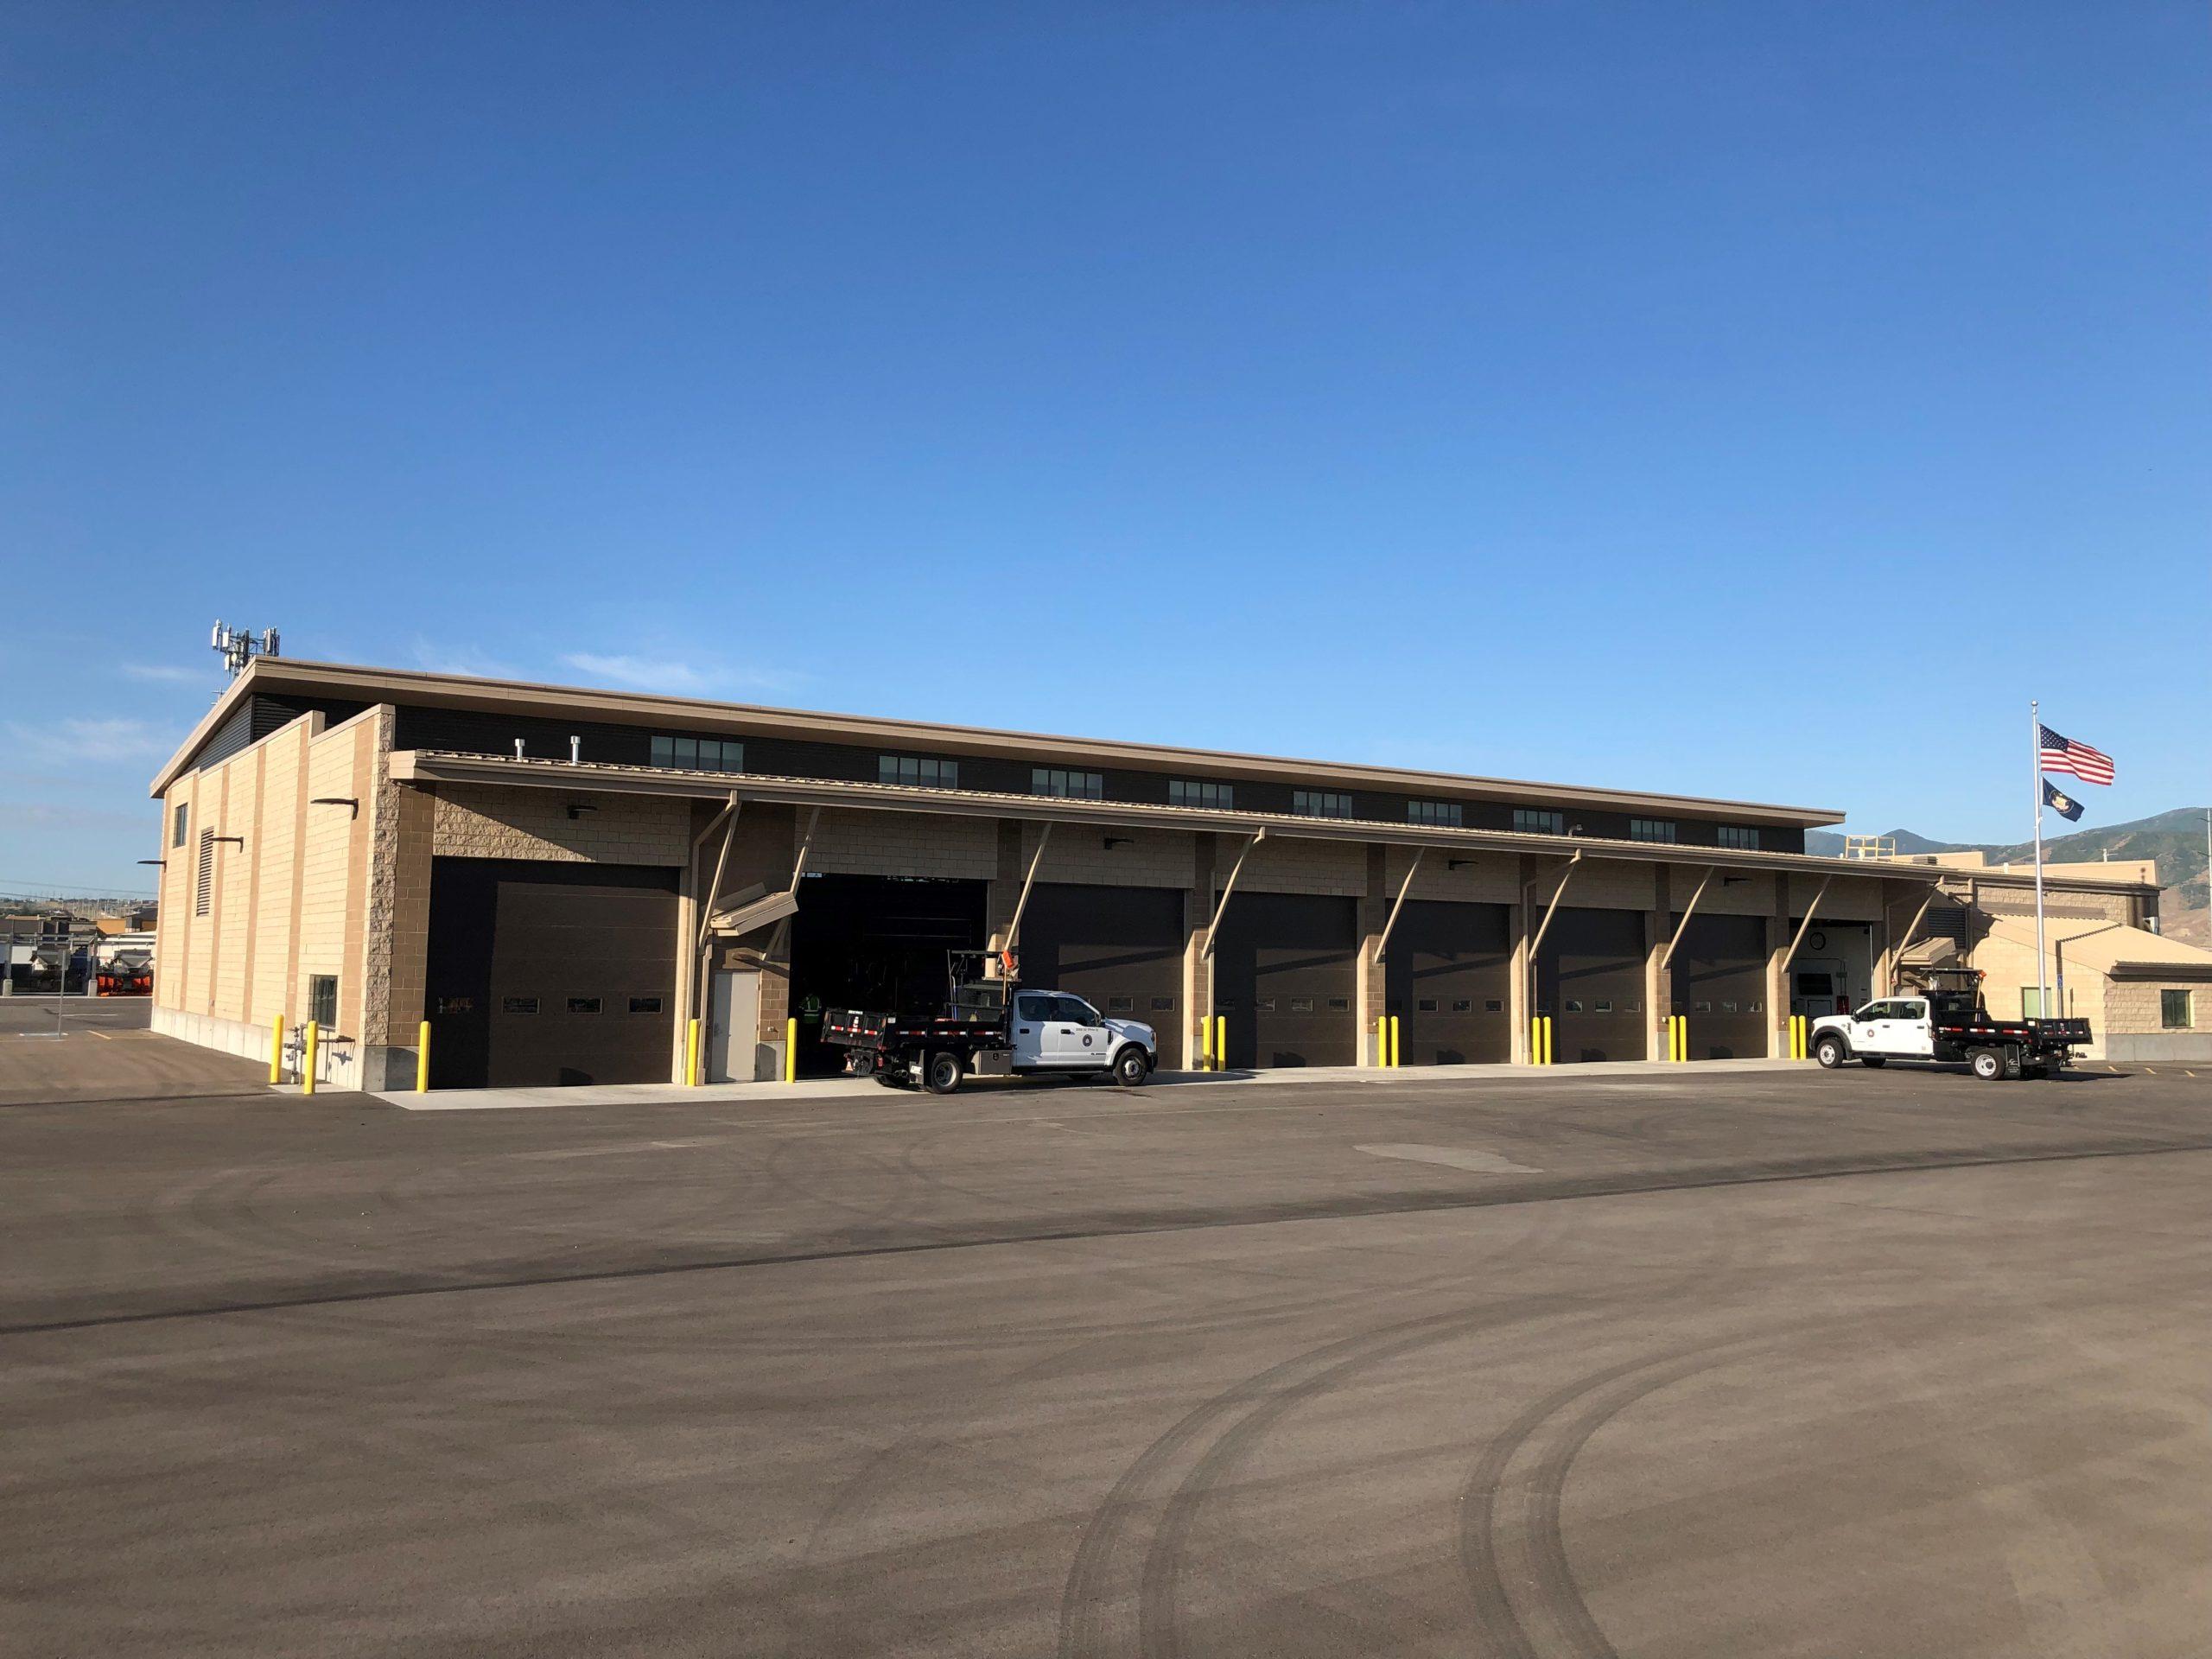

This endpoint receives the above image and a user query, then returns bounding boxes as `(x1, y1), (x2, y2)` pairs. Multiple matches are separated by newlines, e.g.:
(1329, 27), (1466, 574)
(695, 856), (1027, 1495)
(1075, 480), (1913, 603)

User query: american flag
(2038, 723), (2114, 785)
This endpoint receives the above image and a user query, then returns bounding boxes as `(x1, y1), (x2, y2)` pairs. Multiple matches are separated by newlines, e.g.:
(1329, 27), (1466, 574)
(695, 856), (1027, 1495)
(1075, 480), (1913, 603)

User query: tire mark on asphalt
(1456, 1339), (1778, 1659)
(10, 1138), (2212, 1340)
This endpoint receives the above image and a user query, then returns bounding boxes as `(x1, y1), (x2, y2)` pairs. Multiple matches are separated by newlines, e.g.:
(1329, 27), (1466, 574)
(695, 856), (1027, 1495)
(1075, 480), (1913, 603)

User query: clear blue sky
(5, 3), (2207, 894)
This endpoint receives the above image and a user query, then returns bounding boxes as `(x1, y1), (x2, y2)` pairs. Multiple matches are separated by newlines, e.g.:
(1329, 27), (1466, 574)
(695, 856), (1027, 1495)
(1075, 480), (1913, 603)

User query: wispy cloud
(122, 664), (206, 684)
(559, 652), (803, 698)
(6, 717), (175, 764)
(411, 638), (522, 680)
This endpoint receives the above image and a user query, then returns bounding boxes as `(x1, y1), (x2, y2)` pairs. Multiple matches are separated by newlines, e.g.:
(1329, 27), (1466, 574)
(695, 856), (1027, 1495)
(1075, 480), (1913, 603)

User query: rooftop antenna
(211, 620), (281, 677)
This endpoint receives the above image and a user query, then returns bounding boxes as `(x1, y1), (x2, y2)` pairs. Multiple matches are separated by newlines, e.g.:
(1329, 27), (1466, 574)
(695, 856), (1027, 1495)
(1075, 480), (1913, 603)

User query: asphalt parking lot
(4, 1025), (2209, 1656)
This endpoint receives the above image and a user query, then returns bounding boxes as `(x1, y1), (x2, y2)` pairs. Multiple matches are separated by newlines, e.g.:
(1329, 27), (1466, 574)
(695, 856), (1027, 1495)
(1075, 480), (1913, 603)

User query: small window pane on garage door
(1015, 884), (1185, 1033)
(1669, 912), (1768, 1059)
(1212, 892), (1357, 1068)
(425, 858), (678, 1088)
(1535, 907), (1646, 1064)
(1384, 899), (1510, 1065)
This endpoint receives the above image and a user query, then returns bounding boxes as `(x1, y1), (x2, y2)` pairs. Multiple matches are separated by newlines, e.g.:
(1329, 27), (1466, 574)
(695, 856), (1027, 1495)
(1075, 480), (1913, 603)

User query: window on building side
(194, 830), (213, 916)
(650, 735), (744, 773)
(1169, 779), (1233, 810)
(880, 754), (959, 789)
(1718, 825), (1761, 849)
(629, 995), (664, 1014)
(309, 975), (338, 1027)
(1514, 808), (1565, 836)
(1630, 818), (1676, 842)
(1408, 800), (1463, 827)
(172, 803), (189, 848)
(2163, 989), (2193, 1030)
(1293, 790), (1352, 818)
(1033, 767), (1103, 799)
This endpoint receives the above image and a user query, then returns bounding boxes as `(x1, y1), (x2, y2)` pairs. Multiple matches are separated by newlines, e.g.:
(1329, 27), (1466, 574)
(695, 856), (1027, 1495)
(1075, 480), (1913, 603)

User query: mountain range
(1808, 808), (2212, 945)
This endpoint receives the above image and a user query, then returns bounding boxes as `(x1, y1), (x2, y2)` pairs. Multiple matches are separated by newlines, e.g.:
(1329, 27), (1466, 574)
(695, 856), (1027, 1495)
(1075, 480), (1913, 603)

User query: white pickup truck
(822, 955), (1159, 1093)
(1811, 973), (2089, 1081)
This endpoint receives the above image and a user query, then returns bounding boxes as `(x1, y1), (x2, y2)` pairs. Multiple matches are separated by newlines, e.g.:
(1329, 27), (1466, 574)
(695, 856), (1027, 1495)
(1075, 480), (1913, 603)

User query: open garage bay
(5, 1029), (2212, 1656)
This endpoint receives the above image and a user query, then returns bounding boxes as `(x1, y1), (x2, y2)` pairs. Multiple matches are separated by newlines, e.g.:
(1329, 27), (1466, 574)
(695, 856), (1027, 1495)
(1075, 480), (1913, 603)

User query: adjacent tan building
(1894, 852), (2212, 1062)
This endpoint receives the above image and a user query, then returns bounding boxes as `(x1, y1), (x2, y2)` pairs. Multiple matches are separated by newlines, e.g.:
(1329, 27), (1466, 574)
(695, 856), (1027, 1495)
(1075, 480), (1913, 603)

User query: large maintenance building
(147, 659), (1951, 1091)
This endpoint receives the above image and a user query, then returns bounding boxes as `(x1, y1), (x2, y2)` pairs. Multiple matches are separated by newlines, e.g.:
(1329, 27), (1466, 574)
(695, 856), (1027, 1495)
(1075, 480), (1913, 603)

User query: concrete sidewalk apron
(371, 1057), (1804, 1110)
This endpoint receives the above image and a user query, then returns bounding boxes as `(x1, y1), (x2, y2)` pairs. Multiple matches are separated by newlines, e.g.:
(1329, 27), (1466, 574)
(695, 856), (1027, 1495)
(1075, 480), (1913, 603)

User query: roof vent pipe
(569, 735), (581, 764)
(514, 739), (525, 760)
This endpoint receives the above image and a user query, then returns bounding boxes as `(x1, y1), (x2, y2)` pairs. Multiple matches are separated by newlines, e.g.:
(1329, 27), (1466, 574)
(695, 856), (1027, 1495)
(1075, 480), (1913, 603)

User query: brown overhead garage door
(1535, 907), (1647, 1064)
(1669, 912), (1770, 1059)
(1015, 883), (1185, 1042)
(425, 858), (679, 1088)
(1212, 892), (1357, 1069)
(1384, 899), (1511, 1065)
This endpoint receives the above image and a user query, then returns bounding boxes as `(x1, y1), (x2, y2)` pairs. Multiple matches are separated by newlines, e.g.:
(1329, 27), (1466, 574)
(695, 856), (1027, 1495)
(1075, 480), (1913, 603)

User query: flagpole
(2031, 699), (2049, 1019)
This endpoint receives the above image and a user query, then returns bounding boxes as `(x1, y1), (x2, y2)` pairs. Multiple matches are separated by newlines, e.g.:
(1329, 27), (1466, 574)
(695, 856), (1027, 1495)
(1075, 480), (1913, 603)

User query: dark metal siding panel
(1016, 884), (1184, 1027)
(1212, 892), (1357, 1068)
(1536, 908), (1648, 1064)
(423, 859), (678, 1088)
(1669, 912), (1770, 1059)
(194, 700), (259, 771)
(193, 694), (372, 772)
(395, 705), (661, 766)
(379, 702), (1817, 849)
(1384, 899), (1512, 1065)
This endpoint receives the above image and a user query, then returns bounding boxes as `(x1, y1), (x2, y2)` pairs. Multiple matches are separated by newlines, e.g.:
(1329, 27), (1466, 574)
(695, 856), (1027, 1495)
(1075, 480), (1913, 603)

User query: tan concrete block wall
(296, 716), (378, 1038)
(2101, 979), (2208, 1037)
(1958, 926), (2092, 1025)
(1976, 887), (2128, 925)
(1235, 836), (1366, 897)
(1568, 858), (1657, 912)
(248, 725), (308, 1022)
(154, 775), (191, 1009)
(1383, 847), (1517, 905)
(1670, 867), (1775, 917)
(433, 784), (690, 866)
(1018, 822), (1195, 890)
(209, 747), (262, 1020)
(1812, 875), (1885, 921)
(808, 808), (995, 880)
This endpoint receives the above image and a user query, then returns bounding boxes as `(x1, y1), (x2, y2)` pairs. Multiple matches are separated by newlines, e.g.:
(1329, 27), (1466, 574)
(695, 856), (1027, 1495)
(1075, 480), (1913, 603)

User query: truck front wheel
(1111, 1047), (1150, 1089)
(924, 1052), (963, 1095)
(1969, 1046), (2004, 1082)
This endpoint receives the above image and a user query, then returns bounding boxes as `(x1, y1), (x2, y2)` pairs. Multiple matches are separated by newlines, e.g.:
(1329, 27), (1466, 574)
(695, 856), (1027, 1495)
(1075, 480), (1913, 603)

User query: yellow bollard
(1214, 1015), (1226, 1071)
(1376, 1014), (1388, 1068)
(416, 1020), (431, 1092)
(686, 1017), (701, 1086)
(785, 1016), (798, 1083)
(1389, 1014), (1401, 1069)
(1200, 1015), (1213, 1071)
(302, 1020), (319, 1096)
(1543, 1016), (1554, 1066)
(269, 1013), (285, 1084)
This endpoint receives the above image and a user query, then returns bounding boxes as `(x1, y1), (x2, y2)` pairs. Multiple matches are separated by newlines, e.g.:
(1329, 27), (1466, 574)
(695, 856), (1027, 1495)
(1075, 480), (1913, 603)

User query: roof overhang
(390, 749), (1932, 883)
(155, 657), (1846, 827)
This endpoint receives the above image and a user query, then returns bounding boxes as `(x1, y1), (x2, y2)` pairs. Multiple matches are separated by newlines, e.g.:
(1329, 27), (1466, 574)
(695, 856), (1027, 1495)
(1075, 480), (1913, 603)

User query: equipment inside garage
(1537, 908), (1646, 1063)
(787, 874), (987, 1076)
(1384, 899), (1511, 1065)
(424, 858), (679, 1088)
(1013, 882), (1184, 1038)
(1211, 892), (1357, 1068)
(1669, 912), (1770, 1059)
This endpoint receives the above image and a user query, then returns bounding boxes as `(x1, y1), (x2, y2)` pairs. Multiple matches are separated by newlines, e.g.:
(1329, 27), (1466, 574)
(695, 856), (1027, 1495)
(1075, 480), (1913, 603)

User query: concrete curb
(372, 1057), (1808, 1111)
